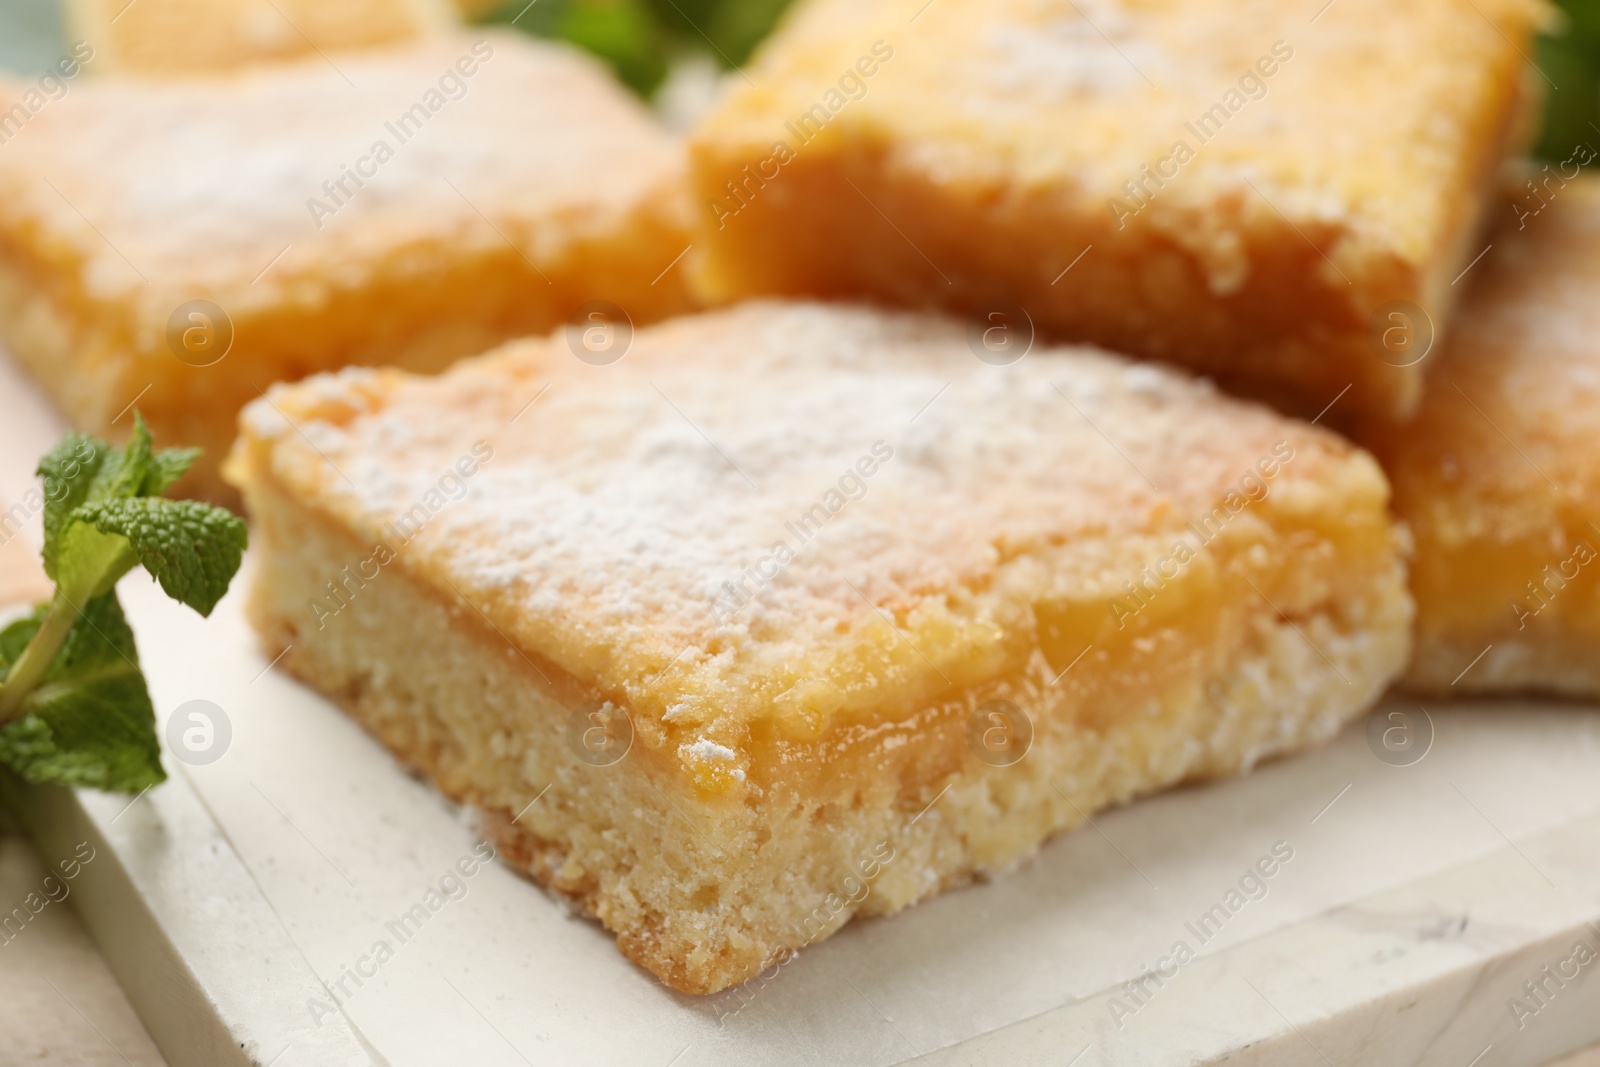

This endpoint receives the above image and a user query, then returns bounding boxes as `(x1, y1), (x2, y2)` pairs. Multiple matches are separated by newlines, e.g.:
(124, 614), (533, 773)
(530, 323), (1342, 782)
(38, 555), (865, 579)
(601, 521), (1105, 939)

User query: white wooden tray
(3, 355), (1600, 1067)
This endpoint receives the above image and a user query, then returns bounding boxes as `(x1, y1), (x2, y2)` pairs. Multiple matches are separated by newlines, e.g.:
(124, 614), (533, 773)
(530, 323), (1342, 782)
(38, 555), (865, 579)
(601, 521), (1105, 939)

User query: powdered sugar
(0, 32), (678, 302)
(245, 302), (1352, 732)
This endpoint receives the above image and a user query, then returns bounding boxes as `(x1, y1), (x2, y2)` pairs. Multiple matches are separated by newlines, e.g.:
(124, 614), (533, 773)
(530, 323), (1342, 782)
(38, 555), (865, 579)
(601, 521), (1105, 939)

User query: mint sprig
(0, 415), (246, 792)
(0, 595), (164, 791)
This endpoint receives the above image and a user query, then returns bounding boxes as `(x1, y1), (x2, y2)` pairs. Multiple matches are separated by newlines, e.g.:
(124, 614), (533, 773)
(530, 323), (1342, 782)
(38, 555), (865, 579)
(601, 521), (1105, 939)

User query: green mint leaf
(70, 498), (247, 617)
(37, 432), (110, 580)
(2, 415), (243, 795)
(40, 416), (165, 597)
(0, 592), (165, 792)
(142, 447), (201, 496)
(49, 518), (141, 608)
(88, 413), (155, 504)
(0, 612), (37, 666)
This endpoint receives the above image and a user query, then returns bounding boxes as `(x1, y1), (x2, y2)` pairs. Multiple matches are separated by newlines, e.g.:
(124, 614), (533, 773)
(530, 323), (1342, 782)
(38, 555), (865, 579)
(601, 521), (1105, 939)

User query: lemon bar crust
(61, 0), (448, 76)
(1360, 176), (1600, 694)
(228, 302), (1412, 992)
(0, 33), (692, 501)
(688, 0), (1546, 420)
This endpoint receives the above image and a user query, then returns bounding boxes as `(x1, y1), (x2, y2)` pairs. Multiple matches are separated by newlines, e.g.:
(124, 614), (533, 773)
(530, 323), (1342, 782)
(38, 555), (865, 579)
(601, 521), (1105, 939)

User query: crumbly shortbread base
(1406, 634), (1600, 698)
(242, 467), (1411, 995)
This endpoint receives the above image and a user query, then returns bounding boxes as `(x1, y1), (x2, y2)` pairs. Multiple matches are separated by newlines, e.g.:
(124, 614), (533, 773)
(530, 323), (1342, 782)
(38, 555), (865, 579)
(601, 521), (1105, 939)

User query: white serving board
(3, 357), (1600, 1066)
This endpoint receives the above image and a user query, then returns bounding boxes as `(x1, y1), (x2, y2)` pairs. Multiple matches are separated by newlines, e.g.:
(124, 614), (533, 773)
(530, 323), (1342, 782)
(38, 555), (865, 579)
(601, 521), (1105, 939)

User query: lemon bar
(63, 0), (448, 75)
(688, 0), (1545, 420)
(227, 301), (1411, 994)
(1359, 175), (1600, 694)
(0, 33), (692, 502)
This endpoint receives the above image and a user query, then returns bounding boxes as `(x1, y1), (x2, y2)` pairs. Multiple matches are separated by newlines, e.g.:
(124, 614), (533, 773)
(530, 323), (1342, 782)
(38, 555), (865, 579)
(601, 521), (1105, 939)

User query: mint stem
(0, 593), (77, 722)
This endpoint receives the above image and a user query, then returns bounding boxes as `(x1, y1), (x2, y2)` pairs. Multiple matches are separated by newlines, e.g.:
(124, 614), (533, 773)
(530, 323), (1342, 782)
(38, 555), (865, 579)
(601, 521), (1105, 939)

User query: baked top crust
(0, 32), (683, 320)
(686, 0), (1545, 420)
(700, 0), (1543, 283)
(60, 0), (446, 76)
(232, 301), (1398, 748)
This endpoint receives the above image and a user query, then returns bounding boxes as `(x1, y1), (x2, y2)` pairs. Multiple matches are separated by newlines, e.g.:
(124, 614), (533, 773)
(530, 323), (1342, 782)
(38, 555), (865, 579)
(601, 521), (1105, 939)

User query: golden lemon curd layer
(687, 0), (1546, 421)
(1359, 176), (1600, 694)
(62, 0), (448, 75)
(229, 303), (1410, 993)
(0, 33), (692, 502)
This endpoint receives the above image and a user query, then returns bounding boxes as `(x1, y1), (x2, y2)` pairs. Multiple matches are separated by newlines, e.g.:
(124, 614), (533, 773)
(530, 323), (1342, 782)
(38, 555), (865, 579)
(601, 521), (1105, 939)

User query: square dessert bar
(1359, 175), (1600, 695)
(0, 33), (692, 502)
(228, 302), (1411, 994)
(62, 0), (447, 75)
(688, 0), (1546, 420)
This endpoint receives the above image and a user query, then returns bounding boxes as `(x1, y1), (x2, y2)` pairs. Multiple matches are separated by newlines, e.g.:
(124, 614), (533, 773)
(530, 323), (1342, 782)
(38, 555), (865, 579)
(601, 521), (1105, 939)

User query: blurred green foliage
(484, 0), (794, 96)
(1537, 0), (1600, 159)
